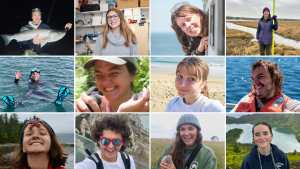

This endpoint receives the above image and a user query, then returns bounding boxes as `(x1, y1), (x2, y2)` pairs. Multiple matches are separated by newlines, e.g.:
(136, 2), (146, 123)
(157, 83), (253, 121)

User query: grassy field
(227, 21), (300, 41)
(226, 143), (300, 169)
(151, 138), (225, 169)
(226, 27), (300, 55)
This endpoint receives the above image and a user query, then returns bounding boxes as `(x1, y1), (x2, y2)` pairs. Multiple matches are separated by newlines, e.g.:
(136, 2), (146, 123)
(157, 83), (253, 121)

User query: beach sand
(151, 73), (225, 112)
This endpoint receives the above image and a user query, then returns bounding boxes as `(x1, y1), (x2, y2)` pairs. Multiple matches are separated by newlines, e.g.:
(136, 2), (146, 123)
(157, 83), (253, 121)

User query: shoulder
(199, 145), (216, 158)
(165, 97), (181, 112)
(163, 143), (174, 154)
(201, 96), (225, 112)
(39, 23), (50, 29)
(75, 157), (96, 169)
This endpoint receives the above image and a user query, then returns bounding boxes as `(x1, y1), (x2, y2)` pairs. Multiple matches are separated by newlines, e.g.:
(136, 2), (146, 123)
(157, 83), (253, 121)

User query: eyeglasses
(107, 14), (119, 21)
(99, 137), (123, 147)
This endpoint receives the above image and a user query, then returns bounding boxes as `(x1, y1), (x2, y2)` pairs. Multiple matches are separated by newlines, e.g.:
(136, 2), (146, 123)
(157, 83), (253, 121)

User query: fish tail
(0, 34), (11, 46)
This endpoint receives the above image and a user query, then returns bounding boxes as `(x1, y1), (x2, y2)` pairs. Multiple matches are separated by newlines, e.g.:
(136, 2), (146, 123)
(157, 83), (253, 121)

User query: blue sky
(151, 0), (203, 33)
(151, 114), (225, 141)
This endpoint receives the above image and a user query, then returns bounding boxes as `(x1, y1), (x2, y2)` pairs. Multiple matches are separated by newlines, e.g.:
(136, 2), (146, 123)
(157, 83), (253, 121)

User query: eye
(177, 74), (183, 78)
(189, 77), (195, 81)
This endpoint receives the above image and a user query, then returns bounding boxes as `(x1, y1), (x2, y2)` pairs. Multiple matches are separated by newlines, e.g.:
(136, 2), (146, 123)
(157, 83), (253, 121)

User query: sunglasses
(99, 137), (123, 147)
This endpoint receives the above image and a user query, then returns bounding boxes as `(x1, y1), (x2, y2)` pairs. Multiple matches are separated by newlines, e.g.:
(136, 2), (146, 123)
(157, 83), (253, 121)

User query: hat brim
(83, 57), (127, 69)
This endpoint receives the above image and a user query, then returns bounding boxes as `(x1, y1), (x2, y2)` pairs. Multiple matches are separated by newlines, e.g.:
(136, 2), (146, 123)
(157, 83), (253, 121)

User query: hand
(272, 15), (277, 22)
(160, 161), (176, 169)
(33, 34), (45, 44)
(65, 23), (72, 30)
(197, 36), (209, 53)
(75, 93), (106, 112)
(257, 39), (259, 42)
(65, 84), (72, 87)
(117, 87), (150, 112)
(283, 109), (292, 112)
(15, 71), (22, 79)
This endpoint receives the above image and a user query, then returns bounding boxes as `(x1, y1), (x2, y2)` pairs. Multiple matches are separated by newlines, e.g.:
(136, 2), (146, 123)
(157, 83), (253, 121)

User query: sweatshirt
(241, 144), (290, 169)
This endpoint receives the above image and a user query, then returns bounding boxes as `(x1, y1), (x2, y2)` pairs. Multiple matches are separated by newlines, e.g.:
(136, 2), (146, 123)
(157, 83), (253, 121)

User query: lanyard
(257, 147), (277, 169)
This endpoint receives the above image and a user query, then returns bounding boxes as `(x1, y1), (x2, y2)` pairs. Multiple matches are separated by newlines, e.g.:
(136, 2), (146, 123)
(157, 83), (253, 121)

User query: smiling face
(179, 124), (198, 148)
(107, 11), (121, 29)
(253, 124), (273, 149)
(94, 61), (135, 103)
(98, 129), (123, 162)
(22, 124), (51, 154)
(31, 72), (40, 81)
(175, 65), (206, 104)
(251, 66), (276, 102)
(263, 10), (270, 19)
(32, 12), (41, 24)
(176, 13), (202, 37)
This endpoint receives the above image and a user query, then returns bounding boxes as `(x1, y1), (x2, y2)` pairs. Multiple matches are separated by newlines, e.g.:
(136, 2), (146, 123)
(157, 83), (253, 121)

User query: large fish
(0, 28), (67, 46)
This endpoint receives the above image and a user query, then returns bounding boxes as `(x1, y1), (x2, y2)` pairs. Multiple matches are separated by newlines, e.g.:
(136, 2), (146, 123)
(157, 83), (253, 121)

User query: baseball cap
(83, 57), (136, 69)
(32, 8), (42, 15)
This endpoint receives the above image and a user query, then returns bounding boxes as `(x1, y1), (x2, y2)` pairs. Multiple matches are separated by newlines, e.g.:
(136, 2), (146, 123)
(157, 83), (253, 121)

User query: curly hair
(170, 128), (202, 167)
(251, 59), (283, 95)
(176, 57), (209, 98)
(101, 8), (138, 49)
(12, 121), (69, 169)
(252, 121), (273, 136)
(91, 115), (132, 151)
(171, 2), (208, 54)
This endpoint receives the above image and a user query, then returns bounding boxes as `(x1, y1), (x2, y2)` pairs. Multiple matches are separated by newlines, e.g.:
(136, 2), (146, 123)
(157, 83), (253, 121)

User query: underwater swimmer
(2, 67), (70, 109)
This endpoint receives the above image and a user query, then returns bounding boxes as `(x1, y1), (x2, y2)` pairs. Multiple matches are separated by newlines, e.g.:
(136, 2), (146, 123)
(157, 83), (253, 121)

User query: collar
(29, 20), (42, 29)
(261, 14), (271, 22)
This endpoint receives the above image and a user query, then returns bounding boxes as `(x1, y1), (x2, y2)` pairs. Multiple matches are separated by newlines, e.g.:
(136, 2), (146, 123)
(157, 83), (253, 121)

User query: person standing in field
(256, 7), (278, 55)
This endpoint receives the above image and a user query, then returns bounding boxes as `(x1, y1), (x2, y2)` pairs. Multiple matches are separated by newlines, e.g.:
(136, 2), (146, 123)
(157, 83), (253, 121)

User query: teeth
(256, 85), (263, 90)
(190, 27), (196, 33)
(107, 149), (115, 152)
(105, 87), (116, 91)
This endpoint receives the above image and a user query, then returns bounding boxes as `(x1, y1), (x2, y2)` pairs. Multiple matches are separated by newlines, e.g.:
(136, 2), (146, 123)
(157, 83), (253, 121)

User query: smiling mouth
(105, 87), (116, 92)
(255, 84), (264, 91)
(190, 27), (196, 33)
(30, 142), (42, 145)
(106, 149), (116, 153)
(183, 136), (192, 141)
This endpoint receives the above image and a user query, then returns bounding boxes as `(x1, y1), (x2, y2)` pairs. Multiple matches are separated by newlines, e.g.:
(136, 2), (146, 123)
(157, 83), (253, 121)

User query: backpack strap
(85, 149), (92, 156)
(120, 151), (131, 169)
(184, 143), (203, 169)
(88, 152), (103, 169)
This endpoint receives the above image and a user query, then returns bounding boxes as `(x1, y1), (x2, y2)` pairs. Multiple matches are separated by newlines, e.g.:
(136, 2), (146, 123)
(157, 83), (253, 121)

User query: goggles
(100, 137), (123, 147)
(29, 68), (40, 75)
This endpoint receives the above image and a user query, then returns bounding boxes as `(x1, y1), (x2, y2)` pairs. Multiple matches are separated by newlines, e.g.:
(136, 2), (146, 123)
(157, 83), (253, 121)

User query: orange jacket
(235, 91), (291, 112)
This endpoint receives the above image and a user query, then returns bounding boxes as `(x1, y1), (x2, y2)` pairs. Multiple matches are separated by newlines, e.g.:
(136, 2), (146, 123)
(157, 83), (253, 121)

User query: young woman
(11, 117), (69, 169)
(156, 114), (217, 169)
(256, 7), (278, 55)
(93, 8), (139, 55)
(171, 2), (209, 55)
(165, 57), (225, 112)
(241, 121), (290, 169)
(75, 57), (149, 112)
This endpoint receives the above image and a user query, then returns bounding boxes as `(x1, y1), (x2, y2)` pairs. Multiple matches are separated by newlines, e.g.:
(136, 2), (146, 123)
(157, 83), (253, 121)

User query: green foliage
(7, 113), (19, 143)
(75, 57), (150, 99)
(226, 128), (243, 144)
(0, 114), (7, 143)
(233, 143), (240, 153)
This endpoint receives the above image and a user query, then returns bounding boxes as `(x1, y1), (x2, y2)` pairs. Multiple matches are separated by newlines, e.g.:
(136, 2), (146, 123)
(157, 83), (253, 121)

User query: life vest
(235, 91), (291, 112)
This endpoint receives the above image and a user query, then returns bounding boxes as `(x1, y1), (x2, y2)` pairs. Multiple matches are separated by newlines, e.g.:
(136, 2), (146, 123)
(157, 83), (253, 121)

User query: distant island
(227, 16), (300, 22)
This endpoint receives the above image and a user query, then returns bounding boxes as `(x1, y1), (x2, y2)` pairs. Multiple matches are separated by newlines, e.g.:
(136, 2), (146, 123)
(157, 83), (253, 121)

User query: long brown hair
(176, 57), (209, 98)
(170, 128), (203, 167)
(12, 121), (69, 169)
(101, 8), (138, 48)
(171, 2), (208, 54)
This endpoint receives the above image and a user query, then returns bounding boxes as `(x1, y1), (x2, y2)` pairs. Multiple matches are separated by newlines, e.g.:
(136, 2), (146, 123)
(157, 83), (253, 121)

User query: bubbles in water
(242, 77), (244, 80)
(278, 59), (281, 61)
(235, 79), (237, 81)
(244, 80), (246, 82)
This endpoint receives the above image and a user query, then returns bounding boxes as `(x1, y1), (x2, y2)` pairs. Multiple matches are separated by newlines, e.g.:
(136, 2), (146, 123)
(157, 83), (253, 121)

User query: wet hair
(91, 115), (132, 151)
(252, 121), (273, 136)
(251, 59), (283, 95)
(170, 126), (202, 167)
(171, 2), (208, 54)
(176, 57), (209, 98)
(101, 8), (138, 48)
(12, 121), (68, 168)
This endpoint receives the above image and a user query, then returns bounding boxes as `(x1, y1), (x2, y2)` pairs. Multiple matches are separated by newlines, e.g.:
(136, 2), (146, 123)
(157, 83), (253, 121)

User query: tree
(7, 113), (20, 143)
(0, 114), (7, 143)
(234, 143), (241, 153)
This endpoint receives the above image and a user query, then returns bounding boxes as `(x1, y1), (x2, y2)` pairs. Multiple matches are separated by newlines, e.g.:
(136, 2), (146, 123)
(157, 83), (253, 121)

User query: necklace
(257, 147), (277, 169)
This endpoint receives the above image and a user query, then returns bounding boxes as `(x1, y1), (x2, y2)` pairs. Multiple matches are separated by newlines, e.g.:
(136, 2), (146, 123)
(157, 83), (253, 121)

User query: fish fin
(2, 96), (16, 109)
(0, 34), (11, 46)
(55, 87), (70, 105)
(20, 27), (30, 32)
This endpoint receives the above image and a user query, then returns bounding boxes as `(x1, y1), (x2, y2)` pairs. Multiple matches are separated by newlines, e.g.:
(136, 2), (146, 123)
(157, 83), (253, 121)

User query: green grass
(151, 138), (225, 169)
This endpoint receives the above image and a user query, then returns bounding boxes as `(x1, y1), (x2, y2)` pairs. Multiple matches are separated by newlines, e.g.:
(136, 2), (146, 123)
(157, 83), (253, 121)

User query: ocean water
(56, 133), (74, 144)
(226, 57), (300, 112)
(0, 57), (74, 112)
(151, 57), (225, 78)
(151, 33), (186, 55)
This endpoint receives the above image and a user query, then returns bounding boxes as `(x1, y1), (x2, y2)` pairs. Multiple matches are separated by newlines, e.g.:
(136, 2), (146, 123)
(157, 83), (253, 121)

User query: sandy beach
(151, 73), (225, 112)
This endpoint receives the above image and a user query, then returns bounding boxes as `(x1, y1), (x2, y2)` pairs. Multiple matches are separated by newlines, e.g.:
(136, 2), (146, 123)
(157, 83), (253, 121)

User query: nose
(180, 79), (187, 87)
(101, 75), (111, 85)
(107, 141), (114, 148)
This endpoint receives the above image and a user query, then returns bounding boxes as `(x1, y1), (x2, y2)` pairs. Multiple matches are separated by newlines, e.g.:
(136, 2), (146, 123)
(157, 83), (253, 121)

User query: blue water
(0, 57), (74, 112)
(56, 133), (74, 144)
(151, 33), (186, 55)
(226, 57), (300, 112)
(151, 57), (225, 78)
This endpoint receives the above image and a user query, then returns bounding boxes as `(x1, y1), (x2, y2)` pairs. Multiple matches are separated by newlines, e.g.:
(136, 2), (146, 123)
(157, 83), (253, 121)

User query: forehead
(32, 13), (41, 17)
(24, 123), (47, 133)
(251, 65), (270, 76)
(176, 13), (199, 24)
(254, 124), (270, 133)
(102, 129), (122, 139)
(107, 11), (118, 16)
(180, 124), (195, 129)
(177, 64), (198, 77)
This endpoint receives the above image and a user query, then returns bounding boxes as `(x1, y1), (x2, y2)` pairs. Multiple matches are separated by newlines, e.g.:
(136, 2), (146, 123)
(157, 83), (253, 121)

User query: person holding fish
(18, 8), (72, 54)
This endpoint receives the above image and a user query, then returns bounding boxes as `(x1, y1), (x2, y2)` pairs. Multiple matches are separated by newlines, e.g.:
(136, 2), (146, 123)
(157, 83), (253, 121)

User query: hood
(250, 143), (279, 157)
(107, 29), (126, 46)
(261, 14), (271, 21)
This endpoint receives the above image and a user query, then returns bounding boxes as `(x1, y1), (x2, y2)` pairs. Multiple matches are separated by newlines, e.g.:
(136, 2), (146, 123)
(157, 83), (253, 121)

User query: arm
(75, 86), (106, 112)
(129, 155), (136, 169)
(130, 41), (139, 55)
(93, 35), (102, 55)
(14, 71), (22, 84)
(156, 144), (172, 169)
(282, 100), (300, 112)
(203, 157), (217, 169)
(256, 21), (261, 40)
(41, 80), (69, 87)
(196, 36), (209, 54)
(207, 100), (226, 112)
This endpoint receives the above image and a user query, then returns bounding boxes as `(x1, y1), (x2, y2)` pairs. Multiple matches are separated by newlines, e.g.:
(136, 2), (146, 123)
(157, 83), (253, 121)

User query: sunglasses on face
(100, 137), (123, 147)
(107, 14), (119, 21)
